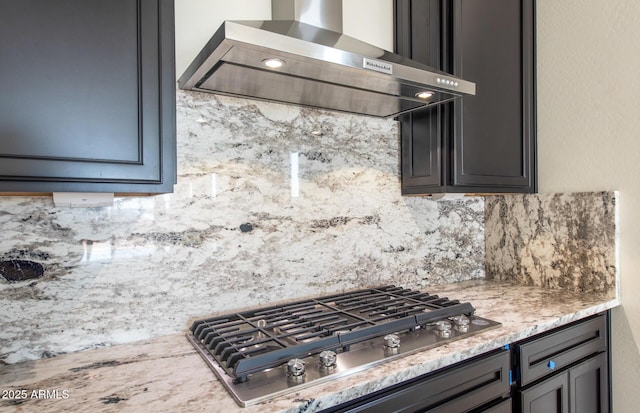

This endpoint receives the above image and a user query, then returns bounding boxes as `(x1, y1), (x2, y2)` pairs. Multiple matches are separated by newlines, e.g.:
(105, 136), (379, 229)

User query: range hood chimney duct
(178, 0), (475, 118)
(272, 0), (343, 32)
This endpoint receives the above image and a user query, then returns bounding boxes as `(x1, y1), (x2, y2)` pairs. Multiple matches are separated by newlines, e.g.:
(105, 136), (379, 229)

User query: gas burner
(187, 285), (500, 406)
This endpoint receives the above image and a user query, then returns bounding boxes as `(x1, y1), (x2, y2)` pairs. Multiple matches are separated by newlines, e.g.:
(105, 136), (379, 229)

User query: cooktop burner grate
(189, 285), (476, 382)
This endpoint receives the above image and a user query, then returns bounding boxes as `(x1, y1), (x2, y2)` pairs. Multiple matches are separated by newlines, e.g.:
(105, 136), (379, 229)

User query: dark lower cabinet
(520, 370), (569, 413)
(569, 353), (609, 413)
(519, 354), (608, 413)
(0, 0), (176, 193)
(395, 0), (536, 195)
(514, 313), (610, 413)
(320, 349), (510, 413)
(321, 313), (610, 413)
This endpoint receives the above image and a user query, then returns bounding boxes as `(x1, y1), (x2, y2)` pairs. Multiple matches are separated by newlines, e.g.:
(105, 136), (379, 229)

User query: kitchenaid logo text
(363, 58), (393, 75)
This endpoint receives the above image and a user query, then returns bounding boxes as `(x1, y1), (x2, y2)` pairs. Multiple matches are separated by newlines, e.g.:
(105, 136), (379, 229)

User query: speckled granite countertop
(0, 280), (619, 413)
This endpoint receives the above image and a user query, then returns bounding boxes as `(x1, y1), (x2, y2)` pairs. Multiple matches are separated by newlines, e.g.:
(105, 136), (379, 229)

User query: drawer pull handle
(548, 360), (557, 370)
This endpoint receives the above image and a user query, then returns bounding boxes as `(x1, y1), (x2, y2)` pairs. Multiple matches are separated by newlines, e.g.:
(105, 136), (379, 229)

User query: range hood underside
(179, 20), (474, 118)
(198, 60), (455, 119)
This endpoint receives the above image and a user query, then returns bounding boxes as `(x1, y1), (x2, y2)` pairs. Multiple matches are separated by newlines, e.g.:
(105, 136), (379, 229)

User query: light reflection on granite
(484, 192), (617, 296)
(0, 91), (485, 364)
(0, 280), (619, 413)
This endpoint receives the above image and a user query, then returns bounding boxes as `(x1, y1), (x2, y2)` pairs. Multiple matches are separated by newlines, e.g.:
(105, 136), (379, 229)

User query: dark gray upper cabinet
(396, 0), (443, 191)
(396, 0), (536, 195)
(0, 0), (176, 193)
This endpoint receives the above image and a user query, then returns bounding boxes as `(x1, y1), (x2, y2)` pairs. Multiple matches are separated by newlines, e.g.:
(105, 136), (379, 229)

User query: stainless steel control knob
(319, 350), (337, 369)
(383, 334), (401, 349)
(436, 320), (452, 331)
(286, 359), (306, 379)
(452, 315), (470, 332)
(435, 320), (452, 338)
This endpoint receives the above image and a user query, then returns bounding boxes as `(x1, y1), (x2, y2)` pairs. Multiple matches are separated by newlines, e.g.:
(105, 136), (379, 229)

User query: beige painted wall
(537, 1), (640, 410)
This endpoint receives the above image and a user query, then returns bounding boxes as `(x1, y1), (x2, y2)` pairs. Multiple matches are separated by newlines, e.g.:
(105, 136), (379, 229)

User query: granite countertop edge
(0, 280), (620, 413)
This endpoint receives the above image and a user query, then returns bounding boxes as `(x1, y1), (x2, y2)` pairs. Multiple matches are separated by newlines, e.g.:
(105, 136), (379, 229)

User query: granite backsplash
(0, 91), (618, 365)
(0, 91), (485, 364)
(485, 192), (618, 296)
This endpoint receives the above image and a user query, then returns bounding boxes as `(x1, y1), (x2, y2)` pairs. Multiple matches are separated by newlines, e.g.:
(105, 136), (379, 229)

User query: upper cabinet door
(450, 0), (536, 191)
(0, 0), (176, 193)
(396, 0), (537, 195)
(396, 0), (445, 192)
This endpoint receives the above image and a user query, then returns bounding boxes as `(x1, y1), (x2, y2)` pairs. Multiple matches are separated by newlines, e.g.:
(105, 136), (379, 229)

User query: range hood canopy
(178, 0), (475, 118)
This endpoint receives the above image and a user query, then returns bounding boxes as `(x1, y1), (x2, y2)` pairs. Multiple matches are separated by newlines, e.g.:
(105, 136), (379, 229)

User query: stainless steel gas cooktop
(187, 285), (500, 407)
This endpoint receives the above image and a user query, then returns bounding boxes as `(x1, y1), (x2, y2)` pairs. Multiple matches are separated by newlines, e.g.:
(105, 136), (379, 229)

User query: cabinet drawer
(425, 350), (510, 412)
(516, 314), (607, 387)
(332, 350), (510, 413)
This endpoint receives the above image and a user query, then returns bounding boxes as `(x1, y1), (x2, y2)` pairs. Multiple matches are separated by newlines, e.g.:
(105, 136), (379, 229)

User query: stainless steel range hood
(178, 0), (475, 119)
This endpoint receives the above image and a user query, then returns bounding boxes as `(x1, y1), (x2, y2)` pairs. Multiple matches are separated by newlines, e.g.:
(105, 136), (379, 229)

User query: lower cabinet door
(569, 353), (609, 413)
(519, 370), (569, 413)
